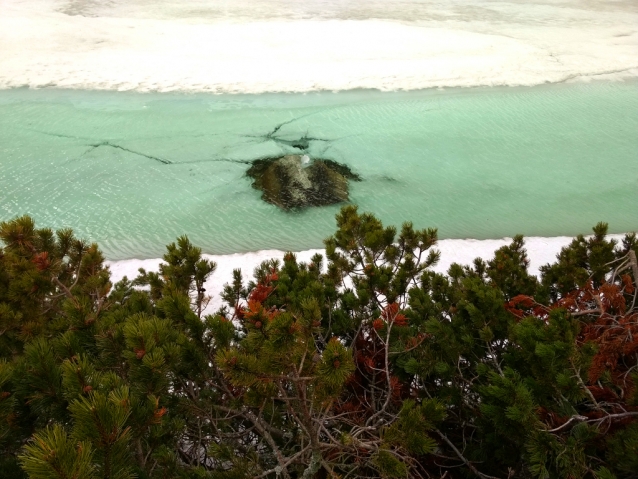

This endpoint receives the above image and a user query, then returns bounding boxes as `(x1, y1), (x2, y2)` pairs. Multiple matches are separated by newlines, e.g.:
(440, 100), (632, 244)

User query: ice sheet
(1, 0), (637, 93)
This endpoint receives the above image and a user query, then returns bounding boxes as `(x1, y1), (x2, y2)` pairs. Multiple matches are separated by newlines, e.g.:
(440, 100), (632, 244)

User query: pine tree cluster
(0, 208), (637, 479)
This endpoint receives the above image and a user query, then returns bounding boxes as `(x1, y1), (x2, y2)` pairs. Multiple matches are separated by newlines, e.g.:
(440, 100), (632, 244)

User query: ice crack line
(85, 141), (172, 164)
(174, 158), (254, 166)
(555, 66), (638, 84)
(28, 127), (257, 167)
(25, 128), (237, 166)
(244, 113), (355, 153)
(23, 119), (355, 167)
(86, 143), (256, 167)
(24, 128), (174, 165)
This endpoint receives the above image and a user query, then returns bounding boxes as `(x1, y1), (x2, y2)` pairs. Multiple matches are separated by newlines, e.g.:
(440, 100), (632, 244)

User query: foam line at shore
(2, 1), (637, 93)
(106, 234), (628, 315)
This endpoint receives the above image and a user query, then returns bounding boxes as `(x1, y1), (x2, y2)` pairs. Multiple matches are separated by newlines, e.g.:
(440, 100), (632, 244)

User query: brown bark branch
(435, 429), (500, 479)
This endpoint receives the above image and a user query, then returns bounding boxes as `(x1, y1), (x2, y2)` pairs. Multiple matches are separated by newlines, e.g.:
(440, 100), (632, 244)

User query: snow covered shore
(106, 234), (629, 314)
(1, 0), (637, 93)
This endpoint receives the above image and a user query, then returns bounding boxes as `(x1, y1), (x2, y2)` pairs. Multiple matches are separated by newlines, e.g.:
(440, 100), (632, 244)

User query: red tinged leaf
(622, 274), (635, 294)
(378, 303), (409, 326)
(248, 284), (273, 304)
(510, 295), (536, 308)
(393, 313), (408, 326)
(31, 252), (50, 271)
(154, 407), (167, 419)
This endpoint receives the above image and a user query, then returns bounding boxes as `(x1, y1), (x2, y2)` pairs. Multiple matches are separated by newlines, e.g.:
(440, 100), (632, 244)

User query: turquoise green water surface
(1, 82), (637, 259)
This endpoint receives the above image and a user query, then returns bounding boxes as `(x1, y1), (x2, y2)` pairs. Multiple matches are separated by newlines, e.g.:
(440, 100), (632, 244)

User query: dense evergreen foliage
(1, 209), (637, 478)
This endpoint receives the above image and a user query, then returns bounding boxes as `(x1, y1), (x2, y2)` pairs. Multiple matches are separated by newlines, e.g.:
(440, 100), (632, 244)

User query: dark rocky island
(246, 155), (361, 210)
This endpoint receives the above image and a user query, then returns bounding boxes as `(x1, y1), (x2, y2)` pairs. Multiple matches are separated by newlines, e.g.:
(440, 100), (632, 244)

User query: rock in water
(246, 155), (360, 210)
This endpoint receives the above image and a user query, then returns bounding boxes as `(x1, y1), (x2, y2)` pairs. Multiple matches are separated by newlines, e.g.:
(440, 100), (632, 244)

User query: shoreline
(106, 233), (631, 314)
(2, 64), (636, 97)
(2, 74), (638, 97)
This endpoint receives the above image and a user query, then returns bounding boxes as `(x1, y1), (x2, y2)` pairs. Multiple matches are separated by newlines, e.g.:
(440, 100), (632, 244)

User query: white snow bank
(106, 234), (628, 315)
(1, 0), (637, 93)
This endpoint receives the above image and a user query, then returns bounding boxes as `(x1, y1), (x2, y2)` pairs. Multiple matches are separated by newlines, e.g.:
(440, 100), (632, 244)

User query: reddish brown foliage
(154, 407), (168, 420)
(248, 270), (278, 304)
(584, 310), (638, 389)
(381, 302), (408, 327)
(509, 275), (637, 398)
(31, 252), (50, 271)
(573, 277), (638, 396)
(621, 274), (635, 294)
(236, 271), (279, 326)
(242, 299), (278, 330)
(509, 265), (638, 434)
(335, 314), (412, 423)
(506, 295), (549, 320)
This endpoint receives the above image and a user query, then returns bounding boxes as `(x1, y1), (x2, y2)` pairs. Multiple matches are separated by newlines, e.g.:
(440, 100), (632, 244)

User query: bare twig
(546, 415), (588, 433)
(435, 429), (500, 479)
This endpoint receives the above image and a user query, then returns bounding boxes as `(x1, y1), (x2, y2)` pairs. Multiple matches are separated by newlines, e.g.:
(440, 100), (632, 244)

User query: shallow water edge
(1, 81), (637, 259)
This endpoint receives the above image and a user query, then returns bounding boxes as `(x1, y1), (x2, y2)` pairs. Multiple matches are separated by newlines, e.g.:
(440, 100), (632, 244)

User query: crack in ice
(86, 141), (173, 165)
(243, 113), (356, 154)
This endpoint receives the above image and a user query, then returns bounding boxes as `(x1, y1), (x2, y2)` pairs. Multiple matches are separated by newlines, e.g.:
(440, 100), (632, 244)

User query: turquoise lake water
(1, 82), (637, 259)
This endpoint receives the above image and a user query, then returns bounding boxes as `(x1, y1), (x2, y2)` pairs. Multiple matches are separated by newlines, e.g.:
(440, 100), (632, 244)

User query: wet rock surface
(246, 155), (361, 210)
